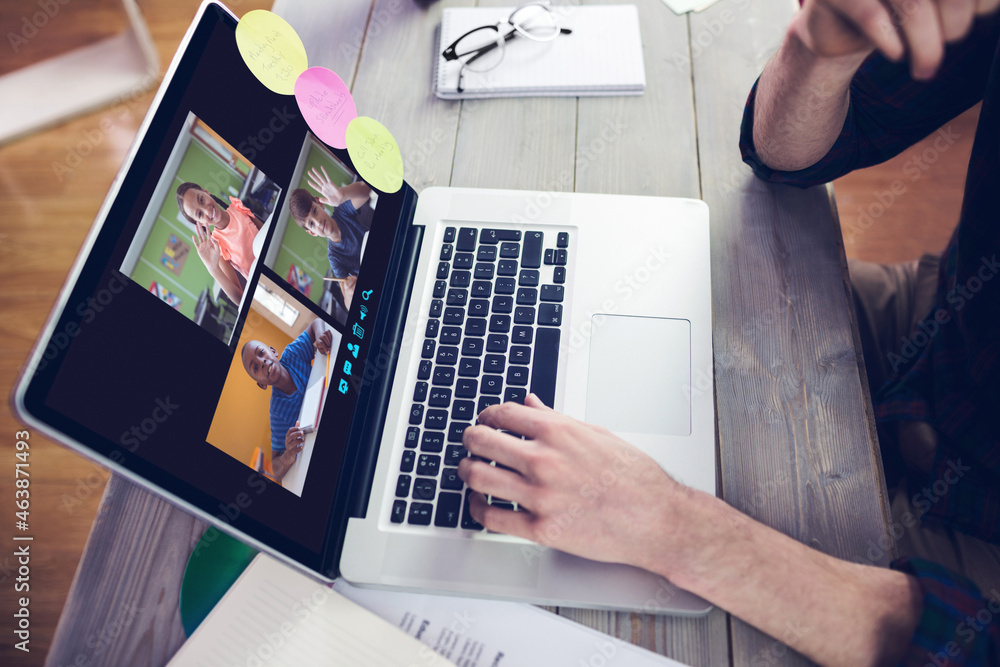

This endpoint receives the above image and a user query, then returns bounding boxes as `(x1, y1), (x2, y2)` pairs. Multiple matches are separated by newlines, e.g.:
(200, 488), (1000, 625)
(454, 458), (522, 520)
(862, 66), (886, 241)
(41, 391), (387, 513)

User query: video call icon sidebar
(339, 289), (375, 395)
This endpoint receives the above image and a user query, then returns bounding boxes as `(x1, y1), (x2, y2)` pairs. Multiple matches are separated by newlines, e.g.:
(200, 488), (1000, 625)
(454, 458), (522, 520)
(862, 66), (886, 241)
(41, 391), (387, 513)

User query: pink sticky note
(294, 67), (357, 149)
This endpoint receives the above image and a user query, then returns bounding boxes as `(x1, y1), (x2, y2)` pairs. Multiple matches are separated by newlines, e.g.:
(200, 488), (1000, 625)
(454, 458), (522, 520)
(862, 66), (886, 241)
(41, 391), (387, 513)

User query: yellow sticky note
(345, 117), (404, 194)
(235, 10), (308, 95)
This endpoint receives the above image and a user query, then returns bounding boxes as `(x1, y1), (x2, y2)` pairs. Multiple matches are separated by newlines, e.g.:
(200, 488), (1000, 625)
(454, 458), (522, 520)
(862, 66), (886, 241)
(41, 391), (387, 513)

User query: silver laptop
(13, 1), (715, 614)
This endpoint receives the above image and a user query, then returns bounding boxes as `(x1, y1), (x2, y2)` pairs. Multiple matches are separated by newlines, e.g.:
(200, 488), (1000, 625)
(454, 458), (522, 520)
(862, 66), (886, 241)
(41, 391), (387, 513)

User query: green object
(179, 527), (258, 637)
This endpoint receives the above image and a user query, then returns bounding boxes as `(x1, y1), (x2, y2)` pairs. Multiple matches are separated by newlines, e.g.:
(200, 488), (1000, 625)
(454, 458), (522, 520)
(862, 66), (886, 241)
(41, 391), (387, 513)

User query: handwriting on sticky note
(346, 117), (404, 194)
(235, 10), (308, 95)
(294, 67), (357, 149)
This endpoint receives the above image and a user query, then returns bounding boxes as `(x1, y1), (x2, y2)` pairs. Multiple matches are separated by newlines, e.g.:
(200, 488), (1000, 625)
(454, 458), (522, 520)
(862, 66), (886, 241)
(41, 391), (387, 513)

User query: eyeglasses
(441, 2), (573, 93)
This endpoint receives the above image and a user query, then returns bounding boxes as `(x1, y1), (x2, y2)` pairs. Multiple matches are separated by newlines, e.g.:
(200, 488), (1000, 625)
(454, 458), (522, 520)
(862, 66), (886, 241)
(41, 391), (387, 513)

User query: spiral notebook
(434, 4), (646, 99)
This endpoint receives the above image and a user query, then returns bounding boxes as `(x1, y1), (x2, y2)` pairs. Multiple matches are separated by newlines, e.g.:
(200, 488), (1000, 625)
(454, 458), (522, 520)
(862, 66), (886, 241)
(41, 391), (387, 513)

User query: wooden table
(45, 0), (893, 664)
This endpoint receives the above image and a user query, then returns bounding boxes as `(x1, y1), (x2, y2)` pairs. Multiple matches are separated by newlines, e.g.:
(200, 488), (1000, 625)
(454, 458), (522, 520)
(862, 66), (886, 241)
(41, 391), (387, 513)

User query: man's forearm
(752, 23), (869, 171)
(271, 450), (296, 481)
(647, 486), (922, 666)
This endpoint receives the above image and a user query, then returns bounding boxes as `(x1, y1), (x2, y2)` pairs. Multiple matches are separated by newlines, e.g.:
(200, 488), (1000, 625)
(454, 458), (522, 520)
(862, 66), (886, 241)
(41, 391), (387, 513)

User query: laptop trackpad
(585, 315), (691, 436)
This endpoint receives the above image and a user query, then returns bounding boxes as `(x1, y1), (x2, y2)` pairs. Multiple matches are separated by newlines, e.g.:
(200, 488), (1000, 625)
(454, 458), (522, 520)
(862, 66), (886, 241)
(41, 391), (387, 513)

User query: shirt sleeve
(740, 17), (1000, 188)
(890, 557), (1000, 666)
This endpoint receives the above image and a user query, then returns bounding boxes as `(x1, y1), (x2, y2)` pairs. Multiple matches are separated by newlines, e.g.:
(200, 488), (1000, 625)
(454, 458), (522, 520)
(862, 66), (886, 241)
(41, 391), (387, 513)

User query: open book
(434, 5), (645, 99)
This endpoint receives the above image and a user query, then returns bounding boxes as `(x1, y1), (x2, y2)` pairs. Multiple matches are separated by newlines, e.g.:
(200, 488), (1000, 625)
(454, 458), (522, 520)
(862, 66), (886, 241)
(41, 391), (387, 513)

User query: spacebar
(529, 327), (560, 408)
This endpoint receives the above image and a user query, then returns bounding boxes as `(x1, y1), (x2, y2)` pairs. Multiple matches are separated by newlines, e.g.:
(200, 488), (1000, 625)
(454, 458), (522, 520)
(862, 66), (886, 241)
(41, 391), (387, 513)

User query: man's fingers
(467, 491), (534, 538)
(462, 425), (532, 472)
(476, 400), (554, 439)
(523, 393), (553, 411)
(938, 0), (976, 41)
(825, 0), (905, 60)
(890, 0), (945, 78)
(458, 458), (534, 506)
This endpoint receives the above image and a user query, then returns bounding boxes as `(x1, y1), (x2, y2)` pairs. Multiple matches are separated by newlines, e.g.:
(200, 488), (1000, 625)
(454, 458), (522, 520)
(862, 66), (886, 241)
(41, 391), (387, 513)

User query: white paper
(659, 0), (723, 14)
(334, 579), (691, 667)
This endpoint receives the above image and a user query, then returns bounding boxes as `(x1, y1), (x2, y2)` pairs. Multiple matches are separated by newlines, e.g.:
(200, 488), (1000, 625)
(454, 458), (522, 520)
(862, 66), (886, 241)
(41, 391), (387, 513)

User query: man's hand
(341, 274), (357, 309)
(795, 0), (997, 80)
(458, 395), (684, 570)
(314, 328), (333, 356)
(271, 422), (306, 482)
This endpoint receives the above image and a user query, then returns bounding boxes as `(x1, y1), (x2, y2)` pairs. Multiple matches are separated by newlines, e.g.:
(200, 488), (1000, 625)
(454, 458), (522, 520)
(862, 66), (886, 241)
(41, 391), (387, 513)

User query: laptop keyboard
(391, 226), (569, 531)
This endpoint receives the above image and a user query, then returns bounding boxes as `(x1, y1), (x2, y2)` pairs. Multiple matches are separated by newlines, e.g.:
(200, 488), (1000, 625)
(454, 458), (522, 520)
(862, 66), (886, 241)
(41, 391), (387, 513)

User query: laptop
(13, 1), (715, 614)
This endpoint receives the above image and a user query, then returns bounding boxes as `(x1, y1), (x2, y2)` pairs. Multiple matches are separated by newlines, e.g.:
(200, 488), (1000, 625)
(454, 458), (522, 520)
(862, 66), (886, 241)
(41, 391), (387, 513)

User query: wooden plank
(45, 475), (206, 667)
(689, 0), (894, 664)
(271, 0), (373, 87)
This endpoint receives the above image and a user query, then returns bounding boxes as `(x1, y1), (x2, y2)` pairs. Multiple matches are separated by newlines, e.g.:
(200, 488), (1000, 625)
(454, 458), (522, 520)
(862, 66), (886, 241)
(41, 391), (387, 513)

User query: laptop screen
(19, 4), (412, 571)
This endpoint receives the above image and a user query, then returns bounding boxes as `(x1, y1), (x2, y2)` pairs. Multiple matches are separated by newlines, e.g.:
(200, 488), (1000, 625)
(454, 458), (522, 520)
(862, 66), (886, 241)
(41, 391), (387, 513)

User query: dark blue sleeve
(740, 18), (1000, 188)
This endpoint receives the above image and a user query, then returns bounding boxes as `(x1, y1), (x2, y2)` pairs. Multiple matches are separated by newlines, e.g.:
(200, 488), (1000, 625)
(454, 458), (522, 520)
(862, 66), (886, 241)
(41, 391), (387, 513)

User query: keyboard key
(509, 346), (531, 365)
(489, 314), (511, 332)
(421, 431), (445, 452)
(413, 381), (428, 402)
(555, 249), (568, 265)
(491, 499), (515, 511)
(437, 262), (450, 279)
(465, 318), (487, 336)
(440, 326), (461, 345)
(405, 426), (420, 448)
(417, 454), (441, 477)
(544, 248), (555, 265)
(435, 492), (462, 527)
(553, 267), (566, 284)
(497, 259), (518, 276)
(538, 303), (563, 326)
(540, 285), (564, 302)
(481, 228), (521, 243)
(461, 490), (483, 530)
(425, 409), (448, 430)
(530, 327), (560, 408)
(499, 242), (520, 258)
(408, 502), (433, 525)
(452, 400), (476, 421)
(468, 299), (489, 317)
(443, 227), (456, 243)
(492, 296), (513, 313)
(450, 271), (471, 288)
(484, 354), (505, 373)
(513, 307), (535, 325)
(396, 474), (411, 497)
(446, 288), (468, 306)
(511, 326), (533, 344)
(445, 445), (467, 466)
(432, 367), (455, 386)
(422, 339), (436, 359)
(495, 277), (516, 294)
(441, 469), (464, 491)
(429, 299), (443, 318)
(456, 378), (477, 398)
(518, 270), (539, 287)
(522, 231), (543, 269)
(471, 281), (492, 298)
(507, 366), (529, 386)
(456, 228), (477, 251)
(400, 449), (416, 473)
(516, 288), (538, 305)
(486, 334), (509, 353)
(477, 246), (497, 262)
(478, 396), (501, 413)
(453, 252), (474, 269)
(425, 319), (440, 338)
(458, 357), (481, 377)
(414, 478), (437, 500)
(409, 404), (424, 424)
(448, 422), (470, 443)
(557, 232), (569, 248)
(504, 388), (527, 403)
(391, 499), (407, 523)
(436, 346), (459, 365)
(462, 337), (484, 356)
(433, 280), (447, 298)
(443, 307), (464, 325)
(428, 387), (452, 407)
(440, 244), (453, 261)
(481, 375), (504, 395)
(418, 359), (432, 380)
(474, 263), (495, 280)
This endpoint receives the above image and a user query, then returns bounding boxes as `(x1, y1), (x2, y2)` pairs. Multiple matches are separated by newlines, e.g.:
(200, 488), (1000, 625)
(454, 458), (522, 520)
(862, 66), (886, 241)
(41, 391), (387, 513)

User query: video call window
(119, 112), (281, 343)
